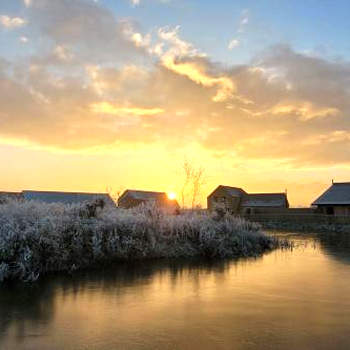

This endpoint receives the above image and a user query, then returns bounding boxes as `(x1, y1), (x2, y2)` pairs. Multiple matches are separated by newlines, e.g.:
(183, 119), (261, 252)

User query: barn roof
(208, 185), (246, 197)
(222, 186), (246, 197)
(312, 183), (350, 205)
(241, 193), (288, 207)
(22, 190), (114, 205)
(121, 189), (167, 201)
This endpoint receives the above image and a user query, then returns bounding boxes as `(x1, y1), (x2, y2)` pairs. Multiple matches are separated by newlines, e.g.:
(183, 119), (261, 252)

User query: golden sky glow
(0, 0), (350, 207)
(91, 102), (165, 116)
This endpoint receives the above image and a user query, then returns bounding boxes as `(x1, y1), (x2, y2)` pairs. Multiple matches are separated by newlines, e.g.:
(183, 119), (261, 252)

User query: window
(326, 207), (334, 215)
(218, 197), (226, 203)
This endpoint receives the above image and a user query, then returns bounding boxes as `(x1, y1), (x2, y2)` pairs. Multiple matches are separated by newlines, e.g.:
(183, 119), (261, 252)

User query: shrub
(0, 200), (282, 282)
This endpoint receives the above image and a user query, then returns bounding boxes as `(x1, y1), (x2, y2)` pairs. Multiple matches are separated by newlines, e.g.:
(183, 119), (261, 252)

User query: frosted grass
(0, 200), (282, 282)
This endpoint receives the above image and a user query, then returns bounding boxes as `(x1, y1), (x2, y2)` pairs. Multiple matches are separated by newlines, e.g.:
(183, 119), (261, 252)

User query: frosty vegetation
(0, 200), (284, 282)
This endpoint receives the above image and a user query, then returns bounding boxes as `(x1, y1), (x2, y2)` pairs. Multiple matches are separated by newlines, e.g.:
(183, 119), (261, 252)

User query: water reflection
(1, 236), (350, 350)
(0, 282), (55, 343)
(0, 259), (233, 344)
(318, 232), (350, 265)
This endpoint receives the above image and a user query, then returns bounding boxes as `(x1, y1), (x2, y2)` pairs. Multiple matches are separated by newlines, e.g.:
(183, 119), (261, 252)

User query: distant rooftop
(217, 186), (247, 197)
(120, 189), (167, 201)
(22, 190), (114, 205)
(241, 193), (288, 207)
(312, 182), (350, 205)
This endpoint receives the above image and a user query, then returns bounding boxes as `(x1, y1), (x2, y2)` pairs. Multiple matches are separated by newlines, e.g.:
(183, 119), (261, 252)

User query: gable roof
(119, 189), (180, 210)
(312, 182), (350, 205)
(241, 193), (288, 207)
(208, 185), (246, 198)
(120, 189), (167, 201)
(222, 186), (247, 197)
(22, 190), (115, 205)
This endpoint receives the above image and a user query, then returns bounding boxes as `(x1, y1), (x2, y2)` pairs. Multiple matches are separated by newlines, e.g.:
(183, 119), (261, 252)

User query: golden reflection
(2, 238), (350, 349)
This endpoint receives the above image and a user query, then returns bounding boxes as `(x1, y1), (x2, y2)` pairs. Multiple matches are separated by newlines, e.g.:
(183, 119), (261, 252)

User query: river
(1, 233), (350, 350)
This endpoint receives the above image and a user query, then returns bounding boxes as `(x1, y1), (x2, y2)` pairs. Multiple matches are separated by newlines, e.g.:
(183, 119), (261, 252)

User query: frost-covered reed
(0, 200), (280, 282)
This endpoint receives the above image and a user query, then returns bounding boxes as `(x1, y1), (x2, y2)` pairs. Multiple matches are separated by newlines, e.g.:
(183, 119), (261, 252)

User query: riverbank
(0, 201), (287, 282)
(1, 233), (350, 350)
(257, 220), (350, 234)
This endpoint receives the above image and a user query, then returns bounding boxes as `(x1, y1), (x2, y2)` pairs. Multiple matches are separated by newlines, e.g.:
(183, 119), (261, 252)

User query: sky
(0, 0), (350, 207)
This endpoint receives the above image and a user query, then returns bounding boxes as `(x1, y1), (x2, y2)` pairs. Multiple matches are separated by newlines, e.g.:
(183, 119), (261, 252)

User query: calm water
(1, 233), (350, 350)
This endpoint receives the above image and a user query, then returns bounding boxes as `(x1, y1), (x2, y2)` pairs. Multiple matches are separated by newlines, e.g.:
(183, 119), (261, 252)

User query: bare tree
(181, 160), (192, 209)
(106, 186), (125, 205)
(191, 166), (205, 209)
(180, 160), (205, 209)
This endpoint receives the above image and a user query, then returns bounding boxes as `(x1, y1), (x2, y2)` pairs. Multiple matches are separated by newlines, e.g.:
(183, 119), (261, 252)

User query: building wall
(241, 207), (315, 215)
(316, 205), (350, 216)
(118, 196), (144, 209)
(207, 187), (241, 213)
(119, 195), (179, 213)
(0, 192), (23, 204)
(334, 206), (350, 216)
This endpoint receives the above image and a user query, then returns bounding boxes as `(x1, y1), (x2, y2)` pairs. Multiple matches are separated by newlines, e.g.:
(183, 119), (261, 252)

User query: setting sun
(167, 192), (176, 200)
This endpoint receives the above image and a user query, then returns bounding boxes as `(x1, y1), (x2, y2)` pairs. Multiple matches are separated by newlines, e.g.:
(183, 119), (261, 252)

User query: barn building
(22, 190), (115, 206)
(0, 191), (23, 204)
(207, 185), (289, 214)
(312, 182), (350, 216)
(118, 189), (179, 212)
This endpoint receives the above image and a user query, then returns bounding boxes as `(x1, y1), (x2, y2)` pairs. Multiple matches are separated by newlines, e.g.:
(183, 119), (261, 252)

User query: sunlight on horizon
(167, 192), (177, 200)
(0, 0), (349, 207)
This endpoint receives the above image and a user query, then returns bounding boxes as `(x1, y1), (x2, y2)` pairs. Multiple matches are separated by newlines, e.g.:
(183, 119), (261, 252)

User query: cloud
(90, 102), (164, 116)
(0, 15), (27, 29)
(228, 39), (240, 50)
(269, 102), (339, 121)
(155, 27), (236, 102)
(2, 44), (349, 168)
(0, 1), (350, 170)
(130, 0), (171, 6)
(157, 26), (199, 57)
(238, 9), (249, 33)
(27, 0), (139, 63)
(161, 57), (235, 102)
(121, 21), (151, 48)
(24, 0), (32, 7)
(53, 45), (74, 62)
(20, 36), (29, 43)
(124, 25), (236, 102)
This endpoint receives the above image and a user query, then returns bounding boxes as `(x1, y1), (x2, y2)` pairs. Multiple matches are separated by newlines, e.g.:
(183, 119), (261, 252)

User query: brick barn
(312, 182), (350, 216)
(207, 185), (289, 214)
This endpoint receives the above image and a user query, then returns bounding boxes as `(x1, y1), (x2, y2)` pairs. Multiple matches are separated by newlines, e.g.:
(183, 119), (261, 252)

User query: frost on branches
(0, 200), (282, 282)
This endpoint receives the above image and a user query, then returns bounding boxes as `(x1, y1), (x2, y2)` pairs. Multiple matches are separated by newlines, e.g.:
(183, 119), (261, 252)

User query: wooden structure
(118, 189), (179, 212)
(0, 191), (23, 204)
(22, 190), (116, 207)
(207, 185), (289, 214)
(312, 182), (350, 216)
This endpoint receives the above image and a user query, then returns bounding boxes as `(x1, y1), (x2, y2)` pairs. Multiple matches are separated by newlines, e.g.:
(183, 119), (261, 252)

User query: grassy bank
(258, 220), (350, 234)
(0, 201), (285, 282)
